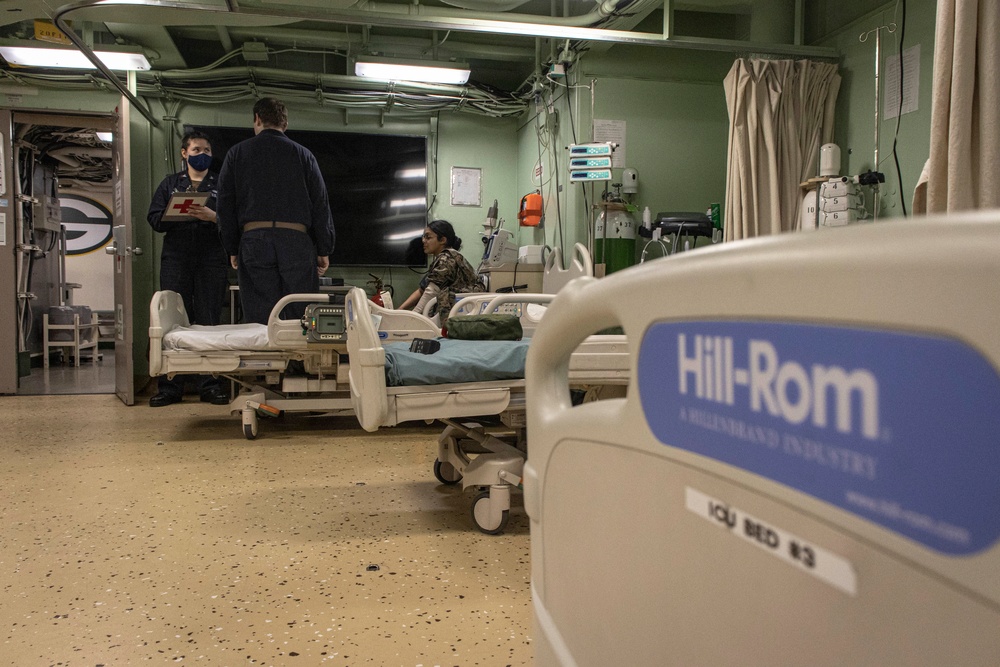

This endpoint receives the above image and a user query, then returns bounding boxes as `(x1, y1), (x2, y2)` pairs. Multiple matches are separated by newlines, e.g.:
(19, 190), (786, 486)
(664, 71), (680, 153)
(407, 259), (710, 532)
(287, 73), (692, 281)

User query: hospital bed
(424, 243), (594, 333)
(524, 212), (1000, 665)
(149, 288), (440, 439)
(345, 286), (629, 533)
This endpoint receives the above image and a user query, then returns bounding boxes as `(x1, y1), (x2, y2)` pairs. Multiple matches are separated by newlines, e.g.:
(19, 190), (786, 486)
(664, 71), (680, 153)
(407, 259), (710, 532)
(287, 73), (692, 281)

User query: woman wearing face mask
(146, 130), (230, 407)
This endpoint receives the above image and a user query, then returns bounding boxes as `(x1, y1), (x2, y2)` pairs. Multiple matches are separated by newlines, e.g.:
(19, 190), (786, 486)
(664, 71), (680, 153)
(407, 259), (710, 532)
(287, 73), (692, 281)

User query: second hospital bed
(150, 285), (629, 531)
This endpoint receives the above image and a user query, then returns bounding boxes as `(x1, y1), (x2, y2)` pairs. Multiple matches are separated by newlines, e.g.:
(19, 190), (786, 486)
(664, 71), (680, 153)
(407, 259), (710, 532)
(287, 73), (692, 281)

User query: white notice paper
(593, 119), (626, 168)
(883, 44), (920, 119)
(450, 167), (482, 207)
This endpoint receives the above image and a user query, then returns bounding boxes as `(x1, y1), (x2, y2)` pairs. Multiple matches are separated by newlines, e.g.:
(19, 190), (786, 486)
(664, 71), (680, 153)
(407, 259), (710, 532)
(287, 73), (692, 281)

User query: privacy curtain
(913, 0), (1000, 213)
(723, 59), (841, 240)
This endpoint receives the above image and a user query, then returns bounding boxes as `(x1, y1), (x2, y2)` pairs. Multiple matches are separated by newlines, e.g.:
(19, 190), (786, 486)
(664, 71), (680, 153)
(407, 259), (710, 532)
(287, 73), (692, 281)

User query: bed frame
(525, 212), (1000, 665)
(149, 289), (440, 439)
(345, 286), (628, 532)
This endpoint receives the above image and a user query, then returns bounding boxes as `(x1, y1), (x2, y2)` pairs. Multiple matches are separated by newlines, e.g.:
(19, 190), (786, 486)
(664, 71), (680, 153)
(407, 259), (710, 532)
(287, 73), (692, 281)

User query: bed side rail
(267, 292), (337, 349)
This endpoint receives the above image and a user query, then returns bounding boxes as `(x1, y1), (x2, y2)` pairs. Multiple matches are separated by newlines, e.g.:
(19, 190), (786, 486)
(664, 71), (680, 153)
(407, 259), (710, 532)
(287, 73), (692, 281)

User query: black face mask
(186, 153), (212, 172)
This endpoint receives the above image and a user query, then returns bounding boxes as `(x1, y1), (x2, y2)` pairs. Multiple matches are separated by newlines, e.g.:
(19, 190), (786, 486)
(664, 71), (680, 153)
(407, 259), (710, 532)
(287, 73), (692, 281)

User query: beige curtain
(723, 59), (841, 240)
(913, 0), (1000, 213)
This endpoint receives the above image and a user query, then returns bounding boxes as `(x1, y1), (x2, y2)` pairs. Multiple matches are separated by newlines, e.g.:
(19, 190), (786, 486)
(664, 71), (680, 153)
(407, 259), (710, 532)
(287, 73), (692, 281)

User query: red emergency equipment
(518, 192), (543, 227)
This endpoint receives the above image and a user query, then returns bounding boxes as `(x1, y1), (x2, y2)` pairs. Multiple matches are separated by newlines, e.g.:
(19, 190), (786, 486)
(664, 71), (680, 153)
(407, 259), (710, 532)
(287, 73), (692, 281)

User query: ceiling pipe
(53, 1), (160, 126)
(438, 0), (534, 11)
(171, 25), (535, 62)
(349, 0), (644, 29)
(216, 25), (235, 53)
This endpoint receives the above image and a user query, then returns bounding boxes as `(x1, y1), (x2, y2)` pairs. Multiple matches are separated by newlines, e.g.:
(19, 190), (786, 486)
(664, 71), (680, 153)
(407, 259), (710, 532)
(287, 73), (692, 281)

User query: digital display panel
(190, 125), (428, 267)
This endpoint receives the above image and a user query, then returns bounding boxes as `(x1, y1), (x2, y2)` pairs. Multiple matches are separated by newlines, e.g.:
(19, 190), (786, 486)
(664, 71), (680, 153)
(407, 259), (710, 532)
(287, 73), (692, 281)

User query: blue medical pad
(383, 339), (530, 387)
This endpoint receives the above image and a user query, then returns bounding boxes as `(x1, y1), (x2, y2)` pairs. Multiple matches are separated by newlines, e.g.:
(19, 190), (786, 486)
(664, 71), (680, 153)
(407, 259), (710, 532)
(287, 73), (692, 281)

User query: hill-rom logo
(638, 319), (1000, 555)
(59, 194), (113, 255)
(677, 333), (879, 440)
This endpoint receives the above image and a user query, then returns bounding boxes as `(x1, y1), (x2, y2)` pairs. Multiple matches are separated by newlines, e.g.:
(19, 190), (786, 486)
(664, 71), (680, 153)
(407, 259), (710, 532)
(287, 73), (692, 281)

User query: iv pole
(859, 22), (896, 222)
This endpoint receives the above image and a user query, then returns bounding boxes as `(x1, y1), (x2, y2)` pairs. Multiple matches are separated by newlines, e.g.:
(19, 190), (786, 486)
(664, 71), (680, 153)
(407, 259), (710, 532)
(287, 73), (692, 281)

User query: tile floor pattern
(18, 349), (116, 396)
(0, 396), (532, 665)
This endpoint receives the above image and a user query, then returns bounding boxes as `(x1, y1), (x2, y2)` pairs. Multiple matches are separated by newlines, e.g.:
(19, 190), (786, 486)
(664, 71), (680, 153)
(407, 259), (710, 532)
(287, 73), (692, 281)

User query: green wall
(512, 47), (733, 264)
(821, 0), (937, 218)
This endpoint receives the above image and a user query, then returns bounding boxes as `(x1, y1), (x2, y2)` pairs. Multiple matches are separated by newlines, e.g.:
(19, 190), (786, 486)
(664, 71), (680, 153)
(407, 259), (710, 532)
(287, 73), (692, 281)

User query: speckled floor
(0, 395), (532, 665)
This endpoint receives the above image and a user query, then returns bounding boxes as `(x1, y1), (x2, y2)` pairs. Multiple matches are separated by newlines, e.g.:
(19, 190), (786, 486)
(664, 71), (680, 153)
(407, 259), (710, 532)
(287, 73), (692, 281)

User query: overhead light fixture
(0, 42), (150, 71)
(355, 56), (470, 85)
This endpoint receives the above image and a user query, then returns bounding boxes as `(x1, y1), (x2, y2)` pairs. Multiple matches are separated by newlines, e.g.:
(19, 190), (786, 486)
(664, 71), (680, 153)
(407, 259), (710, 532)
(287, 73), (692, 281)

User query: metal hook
(859, 23), (896, 42)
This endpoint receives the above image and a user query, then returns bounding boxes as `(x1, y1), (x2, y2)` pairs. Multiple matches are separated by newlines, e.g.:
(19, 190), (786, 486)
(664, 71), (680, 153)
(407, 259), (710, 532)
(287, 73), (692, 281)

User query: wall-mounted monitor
(188, 125), (428, 267)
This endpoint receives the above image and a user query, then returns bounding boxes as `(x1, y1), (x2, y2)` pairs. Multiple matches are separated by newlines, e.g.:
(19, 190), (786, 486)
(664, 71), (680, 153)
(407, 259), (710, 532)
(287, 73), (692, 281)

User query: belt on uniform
(242, 221), (308, 233)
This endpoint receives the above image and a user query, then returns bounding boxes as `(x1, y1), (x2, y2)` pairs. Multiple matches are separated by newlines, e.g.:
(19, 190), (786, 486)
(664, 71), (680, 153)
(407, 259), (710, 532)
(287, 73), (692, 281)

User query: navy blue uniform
(148, 169), (229, 398)
(217, 129), (335, 324)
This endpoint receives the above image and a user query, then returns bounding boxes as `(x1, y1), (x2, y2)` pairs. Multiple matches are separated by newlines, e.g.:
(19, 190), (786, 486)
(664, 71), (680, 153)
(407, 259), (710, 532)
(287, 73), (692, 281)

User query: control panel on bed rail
(301, 303), (347, 343)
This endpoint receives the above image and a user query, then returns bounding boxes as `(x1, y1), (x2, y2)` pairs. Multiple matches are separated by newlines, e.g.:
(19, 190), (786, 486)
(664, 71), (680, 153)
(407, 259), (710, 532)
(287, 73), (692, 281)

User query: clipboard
(162, 191), (210, 221)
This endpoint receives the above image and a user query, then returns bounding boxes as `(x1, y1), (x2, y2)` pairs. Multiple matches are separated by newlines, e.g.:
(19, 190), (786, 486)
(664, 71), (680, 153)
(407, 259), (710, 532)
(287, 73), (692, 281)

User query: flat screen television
(188, 125), (428, 267)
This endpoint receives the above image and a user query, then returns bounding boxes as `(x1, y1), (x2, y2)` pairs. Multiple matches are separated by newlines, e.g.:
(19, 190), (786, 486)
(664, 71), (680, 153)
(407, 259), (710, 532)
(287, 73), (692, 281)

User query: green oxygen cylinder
(594, 202), (637, 275)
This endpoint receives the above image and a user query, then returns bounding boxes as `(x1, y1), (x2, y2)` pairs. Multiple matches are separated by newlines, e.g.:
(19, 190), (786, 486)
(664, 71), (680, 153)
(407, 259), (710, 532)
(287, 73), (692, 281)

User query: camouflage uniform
(423, 248), (484, 322)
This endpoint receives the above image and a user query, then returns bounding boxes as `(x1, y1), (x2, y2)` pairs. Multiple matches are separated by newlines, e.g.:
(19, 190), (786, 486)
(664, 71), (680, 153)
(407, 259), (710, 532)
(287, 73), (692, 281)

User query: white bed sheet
(162, 323), (270, 351)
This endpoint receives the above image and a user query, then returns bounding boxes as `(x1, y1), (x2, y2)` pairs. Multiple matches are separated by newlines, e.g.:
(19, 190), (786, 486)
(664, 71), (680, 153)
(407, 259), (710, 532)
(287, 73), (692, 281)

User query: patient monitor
(482, 228), (518, 268)
(301, 303), (347, 343)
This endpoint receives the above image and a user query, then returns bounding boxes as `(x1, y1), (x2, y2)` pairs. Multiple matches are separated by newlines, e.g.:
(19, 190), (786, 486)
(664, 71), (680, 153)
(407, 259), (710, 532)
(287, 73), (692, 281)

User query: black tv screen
(189, 125), (428, 266)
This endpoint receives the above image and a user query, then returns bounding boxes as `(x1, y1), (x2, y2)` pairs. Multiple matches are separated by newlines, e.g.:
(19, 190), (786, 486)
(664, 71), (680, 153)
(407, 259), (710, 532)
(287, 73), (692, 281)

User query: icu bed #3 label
(637, 320), (1000, 556)
(685, 486), (857, 596)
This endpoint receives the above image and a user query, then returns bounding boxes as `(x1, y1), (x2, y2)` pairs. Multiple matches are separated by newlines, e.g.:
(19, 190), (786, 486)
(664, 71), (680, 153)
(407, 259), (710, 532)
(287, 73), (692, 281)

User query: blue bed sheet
(383, 339), (530, 387)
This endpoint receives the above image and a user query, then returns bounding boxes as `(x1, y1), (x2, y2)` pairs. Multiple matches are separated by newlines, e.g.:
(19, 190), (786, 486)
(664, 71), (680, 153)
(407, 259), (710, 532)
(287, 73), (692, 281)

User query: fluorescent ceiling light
(355, 57), (470, 85)
(0, 45), (150, 71)
(387, 229), (426, 241)
(388, 197), (428, 209)
(396, 167), (427, 179)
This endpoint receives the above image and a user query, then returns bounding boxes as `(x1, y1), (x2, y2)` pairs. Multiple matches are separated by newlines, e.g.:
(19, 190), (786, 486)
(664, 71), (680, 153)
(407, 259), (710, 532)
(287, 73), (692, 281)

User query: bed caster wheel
(471, 490), (509, 535)
(434, 459), (462, 485)
(242, 408), (258, 440)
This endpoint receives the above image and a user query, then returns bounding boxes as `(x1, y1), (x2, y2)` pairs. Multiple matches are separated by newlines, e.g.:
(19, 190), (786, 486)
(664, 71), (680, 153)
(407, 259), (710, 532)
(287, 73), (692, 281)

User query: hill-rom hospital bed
(524, 212), (1000, 666)
(149, 282), (629, 532)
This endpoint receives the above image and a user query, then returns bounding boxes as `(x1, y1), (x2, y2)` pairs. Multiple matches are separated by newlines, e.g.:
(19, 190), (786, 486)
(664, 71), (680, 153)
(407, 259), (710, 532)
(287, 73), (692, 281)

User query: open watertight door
(109, 96), (136, 405)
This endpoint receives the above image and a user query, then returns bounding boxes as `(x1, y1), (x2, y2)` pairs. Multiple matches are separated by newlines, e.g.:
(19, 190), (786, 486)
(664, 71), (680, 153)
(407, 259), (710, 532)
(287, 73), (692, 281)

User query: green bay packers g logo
(60, 194), (114, 256)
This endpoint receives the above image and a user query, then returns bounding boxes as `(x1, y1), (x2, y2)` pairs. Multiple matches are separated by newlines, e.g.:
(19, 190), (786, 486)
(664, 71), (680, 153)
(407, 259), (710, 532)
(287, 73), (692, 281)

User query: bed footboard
(148, 290), (190, 377)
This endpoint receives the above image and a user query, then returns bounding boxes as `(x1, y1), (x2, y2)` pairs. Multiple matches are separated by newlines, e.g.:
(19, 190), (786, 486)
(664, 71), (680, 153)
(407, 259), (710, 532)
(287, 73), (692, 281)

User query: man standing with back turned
(217, 97), (335, 324)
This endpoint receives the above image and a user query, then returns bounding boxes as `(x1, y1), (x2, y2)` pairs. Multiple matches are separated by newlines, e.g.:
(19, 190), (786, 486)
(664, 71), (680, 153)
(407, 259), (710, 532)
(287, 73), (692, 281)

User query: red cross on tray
(172, 199), (197, 213)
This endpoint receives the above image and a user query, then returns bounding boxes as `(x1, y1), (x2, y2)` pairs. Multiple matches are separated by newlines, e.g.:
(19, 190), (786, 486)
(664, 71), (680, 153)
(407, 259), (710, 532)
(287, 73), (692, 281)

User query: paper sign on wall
(593, 119), (626, 168)
(884, 44), (920, 119)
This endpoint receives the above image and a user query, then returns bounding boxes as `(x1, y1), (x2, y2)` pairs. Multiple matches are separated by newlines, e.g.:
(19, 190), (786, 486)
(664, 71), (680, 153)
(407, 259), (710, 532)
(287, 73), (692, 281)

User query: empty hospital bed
(524, 212), (1000, 665)
(149, 288), (440, 439)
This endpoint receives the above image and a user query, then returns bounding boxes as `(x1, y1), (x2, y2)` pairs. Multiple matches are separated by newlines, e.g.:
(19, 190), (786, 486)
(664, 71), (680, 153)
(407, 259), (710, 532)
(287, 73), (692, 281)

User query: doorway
(10, 114), (117, 395)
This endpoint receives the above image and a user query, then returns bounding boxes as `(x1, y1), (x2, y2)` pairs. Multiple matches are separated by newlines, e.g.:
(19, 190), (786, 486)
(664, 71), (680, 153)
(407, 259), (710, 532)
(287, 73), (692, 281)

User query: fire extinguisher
(518, 191), (543, 227)
(368, 274), (385, 307)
